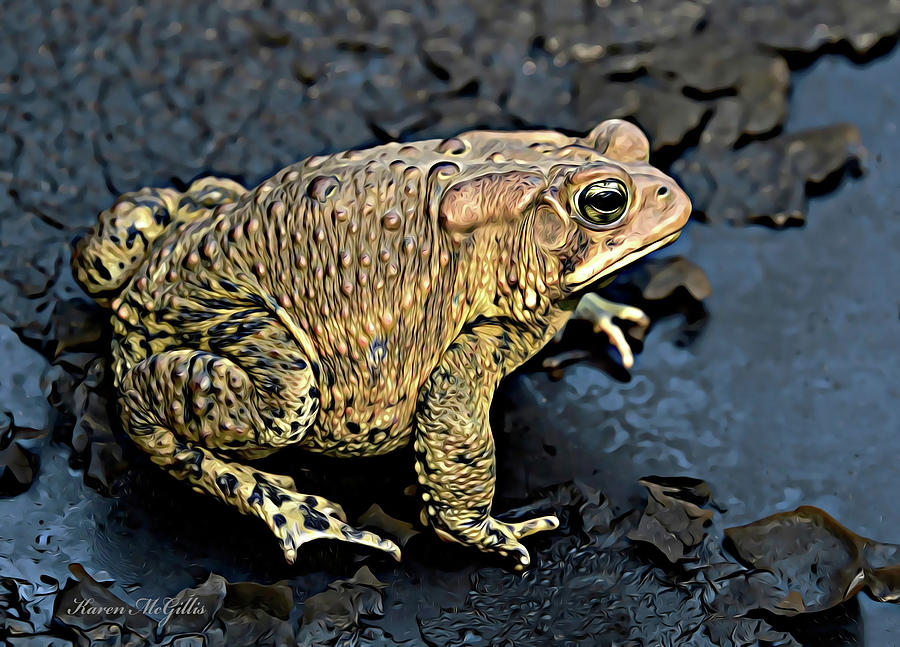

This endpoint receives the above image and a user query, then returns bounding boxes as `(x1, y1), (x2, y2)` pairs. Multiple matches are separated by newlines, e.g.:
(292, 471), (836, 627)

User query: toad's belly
(301, 399), (417, 457)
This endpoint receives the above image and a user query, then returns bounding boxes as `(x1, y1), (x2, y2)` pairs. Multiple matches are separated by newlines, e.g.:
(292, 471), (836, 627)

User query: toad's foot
(432, 515), (560, 570)
(559, 292), (650, 369)
(266, 491), (402, 564)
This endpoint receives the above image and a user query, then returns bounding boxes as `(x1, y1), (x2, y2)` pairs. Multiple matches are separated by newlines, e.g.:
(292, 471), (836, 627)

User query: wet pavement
(1, 1), (899, 645)
(498, 45), (900, 642)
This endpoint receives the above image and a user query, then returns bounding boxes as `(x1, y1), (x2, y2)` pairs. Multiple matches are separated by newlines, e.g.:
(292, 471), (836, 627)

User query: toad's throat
(564, 231), (682, 290)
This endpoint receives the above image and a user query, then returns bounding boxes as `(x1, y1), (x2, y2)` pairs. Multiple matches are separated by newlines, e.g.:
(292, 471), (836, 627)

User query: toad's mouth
(564, 231), (682, 292)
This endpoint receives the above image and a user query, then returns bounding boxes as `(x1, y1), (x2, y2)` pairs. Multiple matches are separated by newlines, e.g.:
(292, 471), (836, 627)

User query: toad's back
(107, 151), (467, 453)
(97, 131), (604, 453)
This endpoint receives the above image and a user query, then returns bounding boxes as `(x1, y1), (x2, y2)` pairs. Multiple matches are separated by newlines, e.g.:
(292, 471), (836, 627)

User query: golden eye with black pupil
(574, 179), (629, 229)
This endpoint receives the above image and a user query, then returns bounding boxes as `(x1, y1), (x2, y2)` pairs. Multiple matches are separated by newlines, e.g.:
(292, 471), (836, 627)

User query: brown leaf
(674, 124), (865, 227)
(628, 476), (715, 562)
(53, 564), (157, 643)
(298, 566), (389, 645)
(642, 257), (713, 302)
(0, 441), (38, 497)
(358, 504), (421, 548)
(725, 505), (900, 615)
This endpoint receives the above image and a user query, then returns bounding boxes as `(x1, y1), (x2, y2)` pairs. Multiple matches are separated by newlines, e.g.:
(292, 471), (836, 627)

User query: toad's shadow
(109, 435), (555, 580)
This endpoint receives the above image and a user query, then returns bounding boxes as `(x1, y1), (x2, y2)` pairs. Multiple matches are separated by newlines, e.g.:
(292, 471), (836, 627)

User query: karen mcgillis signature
(66, 595), (207, 623)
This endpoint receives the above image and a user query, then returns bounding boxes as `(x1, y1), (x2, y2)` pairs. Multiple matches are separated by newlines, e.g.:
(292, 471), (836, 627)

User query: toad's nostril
(656, 185), (669, 198)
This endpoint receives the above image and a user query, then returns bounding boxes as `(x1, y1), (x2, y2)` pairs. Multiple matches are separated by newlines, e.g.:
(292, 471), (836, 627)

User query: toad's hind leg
(119, 349), (400, 562)
(72, 176), (245, 307)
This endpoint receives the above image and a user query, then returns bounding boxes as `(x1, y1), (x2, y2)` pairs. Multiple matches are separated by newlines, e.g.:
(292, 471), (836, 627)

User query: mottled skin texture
(72, 119), (691, 568)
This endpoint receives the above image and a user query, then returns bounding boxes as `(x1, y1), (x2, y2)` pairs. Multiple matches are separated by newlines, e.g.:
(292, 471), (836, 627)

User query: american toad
(72, 119), (691, 568)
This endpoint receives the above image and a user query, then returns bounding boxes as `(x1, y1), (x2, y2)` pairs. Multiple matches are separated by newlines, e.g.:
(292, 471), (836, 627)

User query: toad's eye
(575, 180), (629, 229)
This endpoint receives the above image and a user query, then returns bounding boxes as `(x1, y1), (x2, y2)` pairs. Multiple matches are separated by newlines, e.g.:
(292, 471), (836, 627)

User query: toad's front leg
(414, 325), (559, 569)
(559, 292), (650, 369)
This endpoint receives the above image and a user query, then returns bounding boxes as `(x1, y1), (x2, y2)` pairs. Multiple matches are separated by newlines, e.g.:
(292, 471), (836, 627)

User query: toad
(72, 119), (691, 568)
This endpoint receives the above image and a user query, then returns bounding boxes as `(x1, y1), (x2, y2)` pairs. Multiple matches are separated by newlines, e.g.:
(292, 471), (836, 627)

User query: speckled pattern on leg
(205, 310), (320, 445)
(414, 320), (565, 569)
(71, 177), (246, 307)
(119, 348), (399, 560)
